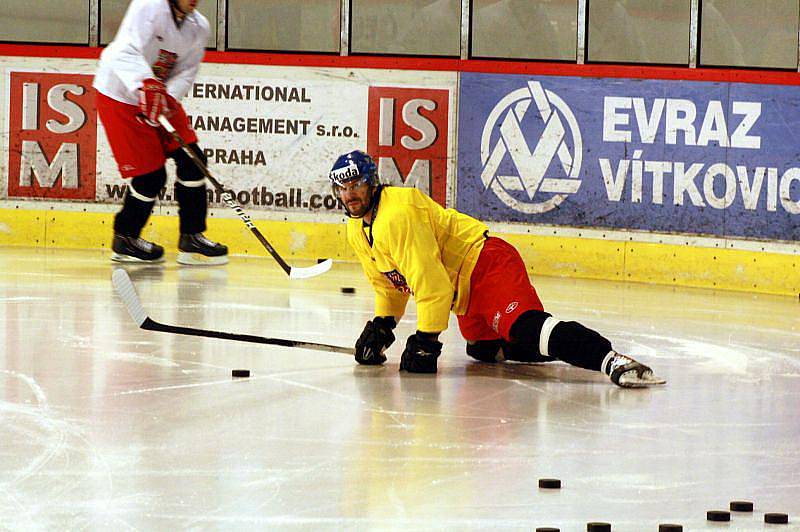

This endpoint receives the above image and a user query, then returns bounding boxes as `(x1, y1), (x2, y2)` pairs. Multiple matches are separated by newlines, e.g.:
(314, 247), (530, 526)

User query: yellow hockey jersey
(347, 186), (488, 333)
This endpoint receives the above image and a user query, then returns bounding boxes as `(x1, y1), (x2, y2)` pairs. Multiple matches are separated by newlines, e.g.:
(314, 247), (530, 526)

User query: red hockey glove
(137, 78), (168, 127)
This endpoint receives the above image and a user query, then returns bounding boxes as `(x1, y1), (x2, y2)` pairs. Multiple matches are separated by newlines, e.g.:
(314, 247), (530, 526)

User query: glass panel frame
(350, 0), (461, 57)
(11, 0), (798, 72)
(699, 0), (799, 69)
(471, 0), (579, 61)
(226, 0), (341, 53)
(586, 0), (692, 65)
(0, 1), (90, 44)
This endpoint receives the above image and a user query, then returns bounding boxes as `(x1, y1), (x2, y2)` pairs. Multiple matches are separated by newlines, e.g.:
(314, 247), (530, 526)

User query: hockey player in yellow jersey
(329, 150), (665, 387)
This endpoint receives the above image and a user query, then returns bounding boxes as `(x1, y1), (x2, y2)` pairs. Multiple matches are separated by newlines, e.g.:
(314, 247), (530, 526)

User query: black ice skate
(177, 233), (228, 265)
(111, 234), (165, 263)
(603, 351), (666, 388)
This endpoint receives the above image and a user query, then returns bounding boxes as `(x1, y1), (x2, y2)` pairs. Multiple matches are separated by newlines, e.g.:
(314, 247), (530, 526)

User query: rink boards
(0, 46), (797, 296)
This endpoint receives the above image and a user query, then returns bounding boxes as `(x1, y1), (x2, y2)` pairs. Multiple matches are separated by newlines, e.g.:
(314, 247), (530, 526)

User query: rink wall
(0, 44), (798, 297)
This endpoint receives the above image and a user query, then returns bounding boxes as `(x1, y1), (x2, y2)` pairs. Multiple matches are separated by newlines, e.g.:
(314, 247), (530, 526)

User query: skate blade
(111, 253), (165, 264)
(618, 370), (667, 388)
(177, 251), (229, 266)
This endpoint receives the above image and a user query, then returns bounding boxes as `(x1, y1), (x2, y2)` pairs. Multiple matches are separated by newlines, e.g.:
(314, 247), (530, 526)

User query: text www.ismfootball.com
(105, 183), (345, 211)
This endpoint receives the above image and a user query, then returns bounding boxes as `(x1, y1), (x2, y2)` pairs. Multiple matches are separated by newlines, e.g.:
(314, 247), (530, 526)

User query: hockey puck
(340, 287), (356, 294)
(707, 510), (730, 522)
(658, 525), (683, 532)
(535, 528), (560, 532)
(730, 500), (754, 512)
(586, 523), (611, 532)
(538, 478), (561, 489)
(764, 513), (789, 524)
(231, 369), (250, 378)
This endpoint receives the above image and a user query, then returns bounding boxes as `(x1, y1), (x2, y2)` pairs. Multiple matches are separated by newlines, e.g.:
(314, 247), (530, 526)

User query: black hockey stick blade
(112, 269), (353, 355)
(156, 115), (333, 280)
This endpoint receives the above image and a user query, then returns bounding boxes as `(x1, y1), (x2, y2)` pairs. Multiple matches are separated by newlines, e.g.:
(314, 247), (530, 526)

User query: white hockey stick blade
(112, 269), (148, 327)
(289, 258), (333, 280)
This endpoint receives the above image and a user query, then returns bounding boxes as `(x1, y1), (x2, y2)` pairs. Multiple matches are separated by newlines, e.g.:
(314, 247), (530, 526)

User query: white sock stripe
(175, 177), (207, 188)
(127, 183), (155, 203)
(539, 317), (560, 358)
(601, 351), (616, 374)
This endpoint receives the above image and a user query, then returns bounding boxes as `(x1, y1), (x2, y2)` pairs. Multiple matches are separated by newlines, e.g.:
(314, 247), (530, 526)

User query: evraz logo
(480, 81), (582, 214)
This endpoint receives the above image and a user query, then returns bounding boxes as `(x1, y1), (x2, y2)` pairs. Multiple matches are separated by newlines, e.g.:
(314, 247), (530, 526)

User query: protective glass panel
(587, 0), (691, 64)
(101, 0), (218, 47)
(227, 0), (340, 52)
(351, 0), (461, 56)
(700, 0), (799, 69)
(472, 0), (578, 61)
(0, 1), (89, 44)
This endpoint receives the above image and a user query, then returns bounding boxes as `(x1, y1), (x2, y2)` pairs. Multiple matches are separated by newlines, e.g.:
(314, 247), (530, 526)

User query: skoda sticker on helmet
(480, 81), (582, 214)
(330, 162), (360, 184)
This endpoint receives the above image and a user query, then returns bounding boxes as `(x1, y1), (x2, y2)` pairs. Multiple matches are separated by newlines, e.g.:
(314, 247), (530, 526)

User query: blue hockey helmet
(329, 150), (378, 188)
(329, 150), (380, 217)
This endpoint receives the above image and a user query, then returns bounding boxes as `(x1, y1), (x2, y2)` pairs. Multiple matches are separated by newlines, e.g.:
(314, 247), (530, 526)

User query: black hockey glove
(399, 332), (442, 374)
(354, 316), (396, 365)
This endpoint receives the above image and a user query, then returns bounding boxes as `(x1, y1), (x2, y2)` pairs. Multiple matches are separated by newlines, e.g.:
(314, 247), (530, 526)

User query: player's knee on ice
(465, 338), (552, 363)
(466, 339), (504, 363)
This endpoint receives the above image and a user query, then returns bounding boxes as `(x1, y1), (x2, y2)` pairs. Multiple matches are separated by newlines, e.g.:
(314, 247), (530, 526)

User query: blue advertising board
(457, 72), (800, 241)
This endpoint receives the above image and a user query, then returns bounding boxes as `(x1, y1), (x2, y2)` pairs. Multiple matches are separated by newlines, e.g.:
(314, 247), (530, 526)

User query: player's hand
(137, 78), (168, 127)
(399, 332), (442, 373)
(354, 316), (396, 365)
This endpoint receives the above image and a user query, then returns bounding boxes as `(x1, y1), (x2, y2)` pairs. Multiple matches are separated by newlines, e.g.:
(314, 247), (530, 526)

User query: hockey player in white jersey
(94, 0), (227, 265)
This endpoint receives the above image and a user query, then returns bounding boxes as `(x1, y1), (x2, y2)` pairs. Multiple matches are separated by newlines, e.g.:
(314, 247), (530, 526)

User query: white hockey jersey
(93, 0), (209, 105)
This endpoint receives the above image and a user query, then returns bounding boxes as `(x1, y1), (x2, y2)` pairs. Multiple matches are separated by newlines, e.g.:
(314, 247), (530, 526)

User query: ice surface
(0, 248), (798, 530)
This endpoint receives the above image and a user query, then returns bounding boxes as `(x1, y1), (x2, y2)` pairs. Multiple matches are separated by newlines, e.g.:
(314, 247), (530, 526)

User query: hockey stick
(157, 115), (333, 280)
(112, 269), (353, 355)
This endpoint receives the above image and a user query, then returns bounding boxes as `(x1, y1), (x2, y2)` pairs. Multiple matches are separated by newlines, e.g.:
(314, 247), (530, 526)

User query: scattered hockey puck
(764, 513), (789, 524)
(535, 528), (560, 532)
(586, 523), (611, 532)
(707, 510), (730, 522)
(231, 369), (250, 378)
(730, 500), (754, 512)
(340, 287), (356, 294)
(658, 525), (683, 532)
(538, 478), (561, 489)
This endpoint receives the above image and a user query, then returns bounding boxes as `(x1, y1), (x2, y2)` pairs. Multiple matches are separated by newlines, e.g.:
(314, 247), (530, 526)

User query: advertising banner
(457, 72), (800, 241)
(7, 71), (97, 200)
(3, 60), (455, 212)
(366, 86), (450, 204)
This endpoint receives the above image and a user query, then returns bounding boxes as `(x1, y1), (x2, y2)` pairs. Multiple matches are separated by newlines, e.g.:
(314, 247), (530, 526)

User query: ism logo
(480, 81), (582, 214)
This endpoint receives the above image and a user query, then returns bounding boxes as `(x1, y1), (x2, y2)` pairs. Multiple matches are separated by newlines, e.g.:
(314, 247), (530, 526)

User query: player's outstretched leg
(602, 351), (666, 388)
(509, 310), (665, 388)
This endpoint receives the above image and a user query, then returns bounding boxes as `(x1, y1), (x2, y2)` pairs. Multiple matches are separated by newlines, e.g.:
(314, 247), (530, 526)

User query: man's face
(336, 179), (373, 218)
(173, 0), (197, 14)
